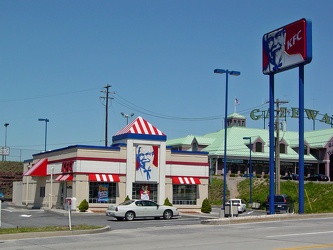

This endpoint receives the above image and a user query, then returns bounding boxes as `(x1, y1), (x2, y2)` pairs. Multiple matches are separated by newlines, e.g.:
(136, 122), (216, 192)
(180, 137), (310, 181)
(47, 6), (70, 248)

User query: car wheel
(163, 209), (173, 219)
(125, 211), (135, 221)
(287, 207), (295, 214)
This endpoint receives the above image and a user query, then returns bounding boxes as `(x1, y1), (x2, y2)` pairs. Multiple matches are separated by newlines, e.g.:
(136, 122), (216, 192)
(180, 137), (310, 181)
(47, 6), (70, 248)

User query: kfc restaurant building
(20, 117), (209, 211)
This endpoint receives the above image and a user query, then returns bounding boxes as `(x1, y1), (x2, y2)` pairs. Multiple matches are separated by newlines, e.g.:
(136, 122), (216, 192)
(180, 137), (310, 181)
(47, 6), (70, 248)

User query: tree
(201, 198), (212, 213)
(164, 197), (173, 206)
(78, 199), (89, 212)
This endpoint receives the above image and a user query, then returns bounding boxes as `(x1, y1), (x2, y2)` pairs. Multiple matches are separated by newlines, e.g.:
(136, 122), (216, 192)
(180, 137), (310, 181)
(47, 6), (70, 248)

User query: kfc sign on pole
(262, 18), (312, 75)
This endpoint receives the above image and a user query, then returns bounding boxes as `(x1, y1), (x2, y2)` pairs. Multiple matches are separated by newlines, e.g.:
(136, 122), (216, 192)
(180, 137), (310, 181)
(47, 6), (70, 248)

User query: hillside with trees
(0, 161), (23, 200)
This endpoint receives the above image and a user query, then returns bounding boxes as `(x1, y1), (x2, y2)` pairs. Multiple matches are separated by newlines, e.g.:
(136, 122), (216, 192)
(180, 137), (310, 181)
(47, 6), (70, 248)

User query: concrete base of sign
(219, 208), (225, 218)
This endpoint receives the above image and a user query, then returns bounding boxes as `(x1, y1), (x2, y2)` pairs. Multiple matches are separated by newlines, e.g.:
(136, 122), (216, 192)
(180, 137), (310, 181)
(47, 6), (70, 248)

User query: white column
(158, 141), (166, 204)
(126, 140), (134, 199)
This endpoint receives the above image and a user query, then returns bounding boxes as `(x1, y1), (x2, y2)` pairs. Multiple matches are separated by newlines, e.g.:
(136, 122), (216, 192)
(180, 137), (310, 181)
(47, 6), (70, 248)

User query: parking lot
(0, 202), (266, 230)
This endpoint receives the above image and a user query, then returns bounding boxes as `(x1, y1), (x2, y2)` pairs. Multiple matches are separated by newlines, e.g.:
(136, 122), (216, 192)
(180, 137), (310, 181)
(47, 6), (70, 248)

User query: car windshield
(119, 200), (135, 206)
(229, 200), (240, 205)
(275, 196), (285, 202)
(267, 196), (287, 203)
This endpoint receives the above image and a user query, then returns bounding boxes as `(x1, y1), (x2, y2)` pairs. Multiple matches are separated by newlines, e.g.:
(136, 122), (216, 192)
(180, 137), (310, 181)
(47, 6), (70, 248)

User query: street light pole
(38, 118), (49, 152)
(214, 69), (240, 211)
(3, 123), (9, 161)
(243, 137), (253, 204)
(121, 112), (134, 125)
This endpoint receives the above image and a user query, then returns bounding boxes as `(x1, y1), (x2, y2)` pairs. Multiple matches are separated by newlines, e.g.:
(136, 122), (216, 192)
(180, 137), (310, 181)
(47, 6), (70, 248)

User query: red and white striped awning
(115, 116), (165, 136)
(23, 158), (48, 176)
(172, 177), (201, 185)
(89, 174), (120, 182)
(55, 174), (73, 182)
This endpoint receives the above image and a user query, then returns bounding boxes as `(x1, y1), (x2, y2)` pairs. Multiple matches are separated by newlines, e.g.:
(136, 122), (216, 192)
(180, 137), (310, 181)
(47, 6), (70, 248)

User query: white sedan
(227, 199), (247, 213)
(106, 199), (180, 221)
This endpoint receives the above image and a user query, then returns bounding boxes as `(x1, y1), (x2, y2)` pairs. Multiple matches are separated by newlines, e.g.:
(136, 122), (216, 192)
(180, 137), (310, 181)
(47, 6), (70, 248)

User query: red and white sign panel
(262, 18), (312, 75)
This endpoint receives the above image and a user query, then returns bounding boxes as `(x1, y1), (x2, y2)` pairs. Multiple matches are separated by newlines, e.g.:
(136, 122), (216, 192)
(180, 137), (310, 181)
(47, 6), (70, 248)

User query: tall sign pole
(298, 65), (305, 213)
(269, 74), (275, 214)
(263, 18), (312, 214)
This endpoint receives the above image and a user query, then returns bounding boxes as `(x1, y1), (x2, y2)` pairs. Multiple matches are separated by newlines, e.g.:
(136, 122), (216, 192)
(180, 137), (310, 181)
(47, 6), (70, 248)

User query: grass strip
(0, 224), (103, 235)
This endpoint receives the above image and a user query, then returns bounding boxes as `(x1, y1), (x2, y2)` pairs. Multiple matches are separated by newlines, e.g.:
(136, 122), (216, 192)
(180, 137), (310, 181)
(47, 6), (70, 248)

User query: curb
(201, 213), (333, 225)
(0, 226), (111, 241)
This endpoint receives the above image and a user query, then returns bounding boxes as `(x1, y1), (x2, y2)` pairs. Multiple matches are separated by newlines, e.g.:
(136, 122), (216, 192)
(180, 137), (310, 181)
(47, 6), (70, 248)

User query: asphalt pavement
(2, 203), (333, 241)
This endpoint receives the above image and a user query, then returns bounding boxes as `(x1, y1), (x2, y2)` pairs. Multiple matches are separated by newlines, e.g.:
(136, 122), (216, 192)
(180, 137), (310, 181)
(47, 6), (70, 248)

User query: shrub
(201, 198), (212, 213)
(78, 199), (89, 212)
(124, 195), (130, 201)
(164, 197), (173, 206)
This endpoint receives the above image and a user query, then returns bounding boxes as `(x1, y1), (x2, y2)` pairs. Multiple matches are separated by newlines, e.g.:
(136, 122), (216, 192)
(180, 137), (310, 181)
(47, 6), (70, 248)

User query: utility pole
(100, 85), (114, 147)
(275, 99), (289, 195)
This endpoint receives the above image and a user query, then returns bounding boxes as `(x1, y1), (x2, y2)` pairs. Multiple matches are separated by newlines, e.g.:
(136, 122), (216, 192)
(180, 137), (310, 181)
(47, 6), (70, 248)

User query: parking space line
(275, 243), (333, 249)
(267, 230), (333, 238)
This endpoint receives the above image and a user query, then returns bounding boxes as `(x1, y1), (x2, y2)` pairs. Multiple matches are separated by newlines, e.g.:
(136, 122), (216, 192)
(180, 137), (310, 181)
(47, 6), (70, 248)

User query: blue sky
(1, 0), (332, 161)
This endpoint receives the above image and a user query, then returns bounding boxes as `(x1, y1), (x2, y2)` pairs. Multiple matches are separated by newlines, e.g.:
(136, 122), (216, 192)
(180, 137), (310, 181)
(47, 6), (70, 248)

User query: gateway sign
(250, 107), (332, 125)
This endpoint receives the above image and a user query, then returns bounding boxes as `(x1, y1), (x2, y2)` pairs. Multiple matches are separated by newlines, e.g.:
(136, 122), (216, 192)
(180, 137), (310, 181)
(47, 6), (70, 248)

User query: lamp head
(4, 123), (9, 127)
(214, 69), (226, 74)
(38, 118), (49, 122)
(230, 71), (241, 76)
(214, 69), (241, 76)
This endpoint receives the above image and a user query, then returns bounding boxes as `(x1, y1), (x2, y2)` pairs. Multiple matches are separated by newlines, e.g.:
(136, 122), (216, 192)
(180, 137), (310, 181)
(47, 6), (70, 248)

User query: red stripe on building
(166, 161), (209, 166)
(172, 177), (201, 185)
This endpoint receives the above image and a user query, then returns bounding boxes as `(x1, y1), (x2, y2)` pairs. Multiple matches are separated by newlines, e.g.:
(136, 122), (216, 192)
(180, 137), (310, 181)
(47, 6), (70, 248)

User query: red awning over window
(172, 177), (201, 185)
(55, 174), (73, 181)
(89, 174), (120, 182)
(23, 158), (48, 176)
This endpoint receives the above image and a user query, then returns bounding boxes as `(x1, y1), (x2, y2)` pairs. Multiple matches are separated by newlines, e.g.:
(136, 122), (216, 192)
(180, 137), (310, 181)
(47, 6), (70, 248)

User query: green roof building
(167, 113), (333, 180)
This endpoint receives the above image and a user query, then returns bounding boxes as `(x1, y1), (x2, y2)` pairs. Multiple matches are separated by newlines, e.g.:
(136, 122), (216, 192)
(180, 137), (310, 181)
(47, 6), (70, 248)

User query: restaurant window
(89, 182), (117, 204)
(40, 186), (45, 198)
(132, 183), (158, 202)
(173, 185), (197, 205)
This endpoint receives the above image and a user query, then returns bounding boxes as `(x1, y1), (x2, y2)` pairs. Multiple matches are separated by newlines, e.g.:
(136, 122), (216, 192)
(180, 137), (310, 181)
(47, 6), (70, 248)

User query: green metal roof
(166, 125), (333, 163)
(227, 112), (246, 119)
